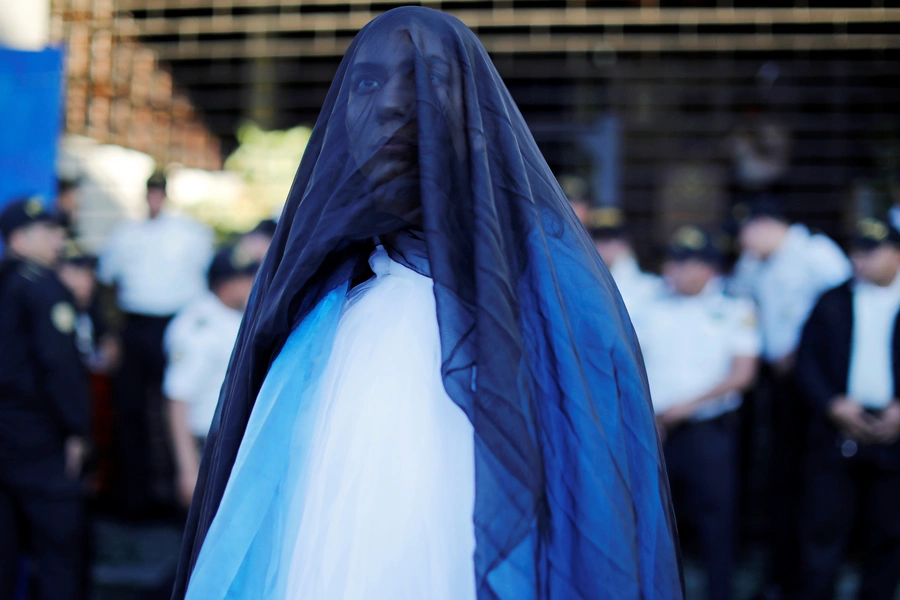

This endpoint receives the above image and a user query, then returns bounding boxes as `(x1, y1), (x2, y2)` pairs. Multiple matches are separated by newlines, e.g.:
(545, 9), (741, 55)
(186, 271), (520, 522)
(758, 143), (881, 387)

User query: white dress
(283, 247), (477, 600)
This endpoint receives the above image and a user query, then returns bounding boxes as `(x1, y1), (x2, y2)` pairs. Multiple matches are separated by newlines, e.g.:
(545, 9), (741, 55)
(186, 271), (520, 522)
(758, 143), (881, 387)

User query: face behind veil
(174, 7), (682, 599)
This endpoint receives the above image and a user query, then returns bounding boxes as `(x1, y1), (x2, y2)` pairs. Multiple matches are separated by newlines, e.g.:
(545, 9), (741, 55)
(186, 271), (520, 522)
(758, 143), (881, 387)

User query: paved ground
(82, 519), (898, 600)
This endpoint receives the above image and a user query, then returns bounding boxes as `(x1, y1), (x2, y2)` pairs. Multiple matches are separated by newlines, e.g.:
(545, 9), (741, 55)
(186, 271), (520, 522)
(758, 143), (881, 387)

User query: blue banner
(0, 44), (64, 212)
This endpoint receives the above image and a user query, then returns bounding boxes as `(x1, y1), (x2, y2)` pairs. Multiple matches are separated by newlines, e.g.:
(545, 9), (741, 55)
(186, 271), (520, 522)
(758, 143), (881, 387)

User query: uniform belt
(124, 312), (175, 323)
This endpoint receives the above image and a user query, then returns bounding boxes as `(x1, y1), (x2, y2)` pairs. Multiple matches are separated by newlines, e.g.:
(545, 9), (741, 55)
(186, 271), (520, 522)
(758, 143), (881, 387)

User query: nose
(375, 69), (415, 124)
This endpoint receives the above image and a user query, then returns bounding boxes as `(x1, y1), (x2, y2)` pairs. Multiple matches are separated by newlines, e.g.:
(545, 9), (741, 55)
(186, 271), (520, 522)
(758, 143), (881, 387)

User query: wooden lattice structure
(50, 0), (222, 169)
(115, 3), (900, 59)
(56, 1), (900, 253)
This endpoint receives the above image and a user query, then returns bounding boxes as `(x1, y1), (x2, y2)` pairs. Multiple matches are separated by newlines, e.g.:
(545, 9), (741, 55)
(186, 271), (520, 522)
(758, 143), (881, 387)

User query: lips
(381, 134), (416, 154)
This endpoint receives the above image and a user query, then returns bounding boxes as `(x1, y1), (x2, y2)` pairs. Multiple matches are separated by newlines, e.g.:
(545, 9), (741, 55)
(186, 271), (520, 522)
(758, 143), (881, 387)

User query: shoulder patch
(51, 302), (77, 334)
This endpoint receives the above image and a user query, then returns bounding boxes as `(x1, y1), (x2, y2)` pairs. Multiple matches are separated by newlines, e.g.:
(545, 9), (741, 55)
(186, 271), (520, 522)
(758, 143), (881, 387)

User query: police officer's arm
(26, 281), (91, 438)
(163, 319), (205, 507)
(657, 356), (757, 427)
(797, 292), (879, 442)
(658, 301), (760, 424)
(807, 236), (853, 291)
(683, 357), (757, 408)
(695, 301), (760, 405)
(168, 399), (201, 507)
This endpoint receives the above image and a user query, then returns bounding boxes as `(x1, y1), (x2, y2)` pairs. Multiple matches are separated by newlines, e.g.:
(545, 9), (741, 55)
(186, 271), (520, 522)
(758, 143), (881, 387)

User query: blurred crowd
(2, 164), (900, 600)
(0, 174), (271, 600)
(568, 182), (900, 600)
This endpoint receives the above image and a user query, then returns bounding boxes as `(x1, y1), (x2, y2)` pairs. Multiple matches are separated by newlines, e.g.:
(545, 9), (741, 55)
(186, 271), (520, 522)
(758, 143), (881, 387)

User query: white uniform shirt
(163, 292), (244, 438)
(610, 254), (664, 321)
(847, 275), (900, 410)
(638, 280), (761, 421)
(889, 206), (900, 233)
(98, 213), (214, 316)
(730, 224), (851, 363)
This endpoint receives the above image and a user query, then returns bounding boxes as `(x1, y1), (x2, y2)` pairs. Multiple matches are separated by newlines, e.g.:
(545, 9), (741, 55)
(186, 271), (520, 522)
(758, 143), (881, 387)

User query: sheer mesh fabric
(173, 7), (682, 599)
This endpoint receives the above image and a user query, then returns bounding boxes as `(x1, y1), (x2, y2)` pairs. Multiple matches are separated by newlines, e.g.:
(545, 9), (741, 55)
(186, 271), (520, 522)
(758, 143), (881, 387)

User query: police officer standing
(586, 207), (663, 318)
(98, 173), (213, 517)
(558, 174), (592, 226)
(164, 246), (260, 508)
(796, 217), (900, 600)
(0, 198), (90, 600)
(729, 197), (851, 599)
(236, 219), (277, 263)
(638, 226), (761, 600)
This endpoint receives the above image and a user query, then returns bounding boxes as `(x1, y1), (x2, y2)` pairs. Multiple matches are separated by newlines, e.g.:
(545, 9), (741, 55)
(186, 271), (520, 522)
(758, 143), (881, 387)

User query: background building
(73, 0), (900, 263)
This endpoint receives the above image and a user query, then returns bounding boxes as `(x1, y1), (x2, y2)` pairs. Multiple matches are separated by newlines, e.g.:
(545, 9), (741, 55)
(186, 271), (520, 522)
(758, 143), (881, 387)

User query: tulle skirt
(282, 247), (476, 600)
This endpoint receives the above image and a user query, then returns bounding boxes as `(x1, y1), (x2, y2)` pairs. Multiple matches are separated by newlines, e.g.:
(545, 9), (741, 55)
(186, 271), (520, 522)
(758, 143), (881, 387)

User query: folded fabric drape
(173, 7), (682, 599)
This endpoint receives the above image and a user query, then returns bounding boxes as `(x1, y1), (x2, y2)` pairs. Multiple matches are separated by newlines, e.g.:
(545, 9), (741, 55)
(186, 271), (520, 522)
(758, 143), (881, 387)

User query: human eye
(355, 77), (380, 92)
(349, 63), (384, 93)
(426, 57), (451, 86)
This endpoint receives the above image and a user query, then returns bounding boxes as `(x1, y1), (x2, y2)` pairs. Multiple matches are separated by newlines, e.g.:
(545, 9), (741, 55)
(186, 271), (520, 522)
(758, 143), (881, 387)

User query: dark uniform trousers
(664, 413), (738, 600)
(113, 313), (174, 517)
(766, 369), (808, 597)
(0, 452), (83, 600)
(799, 438), (900, 600)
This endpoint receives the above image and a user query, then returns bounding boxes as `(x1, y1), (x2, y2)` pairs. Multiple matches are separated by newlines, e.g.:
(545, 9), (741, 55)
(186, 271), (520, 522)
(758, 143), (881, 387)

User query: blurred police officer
(0, 198), (90, 600)
(236, 219), (276, 264)
(586, 207), (663, 318)
(731, 198), (850, 373)
(558, 174), (592, 226)
(55, 177), (81, 241)
(730, 197), (851, 598)
(98, 173), (213, 517)
(796, 217), (900, 600)
(58, 243), (118, 374)
(639, 226), (760, 600)
(164, 246), (259, 508)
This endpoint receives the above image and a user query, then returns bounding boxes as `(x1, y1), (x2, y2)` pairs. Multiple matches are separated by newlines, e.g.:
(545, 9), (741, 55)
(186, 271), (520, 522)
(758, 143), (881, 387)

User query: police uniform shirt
(846, 274), (900, 410)
(889, 206), (900, 233)
(163, 292), (243, 439)
(609, 253), (665, 319)
(637, 279), (761, 421)
(98, 213), (214, 316)
(731, 224), (851, 363)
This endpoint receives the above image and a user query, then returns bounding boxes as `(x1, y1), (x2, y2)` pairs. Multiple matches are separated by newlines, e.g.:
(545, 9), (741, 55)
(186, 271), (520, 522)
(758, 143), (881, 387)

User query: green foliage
(224, 121), (312, 213)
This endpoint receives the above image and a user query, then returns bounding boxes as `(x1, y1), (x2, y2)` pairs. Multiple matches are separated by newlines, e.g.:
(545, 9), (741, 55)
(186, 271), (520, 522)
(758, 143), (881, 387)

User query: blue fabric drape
(173, 8), (682, 599)
(185, 285), (345, 599)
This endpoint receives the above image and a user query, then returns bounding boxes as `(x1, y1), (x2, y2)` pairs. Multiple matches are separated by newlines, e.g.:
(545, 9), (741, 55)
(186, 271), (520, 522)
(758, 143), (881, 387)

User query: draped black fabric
(173, 7), (681, 598)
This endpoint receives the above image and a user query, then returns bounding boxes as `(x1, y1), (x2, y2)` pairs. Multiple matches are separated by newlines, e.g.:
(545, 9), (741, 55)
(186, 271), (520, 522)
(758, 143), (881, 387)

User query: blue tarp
(0, 44), (64, 212)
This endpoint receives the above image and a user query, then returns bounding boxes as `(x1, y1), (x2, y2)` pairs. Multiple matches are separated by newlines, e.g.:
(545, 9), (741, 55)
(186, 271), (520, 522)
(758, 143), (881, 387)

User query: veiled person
(173, 7), (682, 600)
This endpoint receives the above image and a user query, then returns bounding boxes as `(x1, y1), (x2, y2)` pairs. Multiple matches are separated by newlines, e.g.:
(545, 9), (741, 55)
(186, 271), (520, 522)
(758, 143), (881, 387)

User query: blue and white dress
(185, 246), (476, 600)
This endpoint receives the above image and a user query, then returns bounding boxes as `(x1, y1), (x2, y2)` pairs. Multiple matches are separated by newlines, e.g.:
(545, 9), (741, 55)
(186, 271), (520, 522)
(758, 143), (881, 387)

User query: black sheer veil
(174, 7), (681, 599)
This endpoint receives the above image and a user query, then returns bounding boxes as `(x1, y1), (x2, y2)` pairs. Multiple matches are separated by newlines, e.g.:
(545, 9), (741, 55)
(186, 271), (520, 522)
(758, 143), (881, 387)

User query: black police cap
(732, 194), (787, 227)
(248, 219), (277, 238)
(147, 172), (167, 191)
(57, 177), (82, 194)
(666, 225), (725, 265)
(0, 196), (60, 240)
(586, 207), (627, 240)
(208, 245), (261, 289)
(852, 217), (900, 251)
(59, 240), (98, 269)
